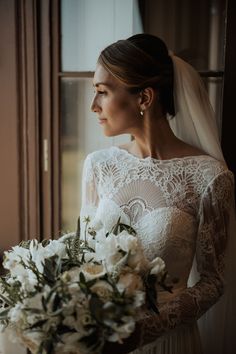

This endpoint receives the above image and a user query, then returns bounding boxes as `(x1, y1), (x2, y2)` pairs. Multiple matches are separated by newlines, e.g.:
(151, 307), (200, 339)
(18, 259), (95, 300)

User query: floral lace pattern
(80, 146), (234, 351)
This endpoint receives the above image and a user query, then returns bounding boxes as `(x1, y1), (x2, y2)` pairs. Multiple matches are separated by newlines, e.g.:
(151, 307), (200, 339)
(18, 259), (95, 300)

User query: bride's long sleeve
(80, 155), (99, 229)
(138, 170), (234, 346)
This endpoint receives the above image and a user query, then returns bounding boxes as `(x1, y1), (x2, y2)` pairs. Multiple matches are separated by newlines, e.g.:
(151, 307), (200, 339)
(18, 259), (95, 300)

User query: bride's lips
(98, 118), (107, 124)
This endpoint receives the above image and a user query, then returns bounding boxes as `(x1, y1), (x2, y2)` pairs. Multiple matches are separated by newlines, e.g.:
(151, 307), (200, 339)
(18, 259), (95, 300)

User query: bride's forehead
(93, 64), (118, 87)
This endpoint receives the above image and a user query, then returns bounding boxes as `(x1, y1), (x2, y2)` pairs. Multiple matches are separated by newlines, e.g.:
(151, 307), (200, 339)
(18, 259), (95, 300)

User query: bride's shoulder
(195, 155), (233, 189)
(85, 146), (117, 164)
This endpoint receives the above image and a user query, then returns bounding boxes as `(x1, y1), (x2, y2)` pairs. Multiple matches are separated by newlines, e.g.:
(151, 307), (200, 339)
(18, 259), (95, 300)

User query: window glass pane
(61, 78), (130, 231)
(61, 0), (143, 71)
(204, 76), (223, 136)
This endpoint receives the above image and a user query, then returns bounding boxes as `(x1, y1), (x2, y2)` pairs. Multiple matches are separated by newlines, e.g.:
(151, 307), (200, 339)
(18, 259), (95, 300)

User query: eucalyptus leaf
(0, 308), (10, 319)
(0, 293), (14, 306)
(41, 239), (51, 247)
(52, 293), (61, 312)
(28, 318), (48, 329)
(89, 295), (105, 323)
(79, 272), (86, 284)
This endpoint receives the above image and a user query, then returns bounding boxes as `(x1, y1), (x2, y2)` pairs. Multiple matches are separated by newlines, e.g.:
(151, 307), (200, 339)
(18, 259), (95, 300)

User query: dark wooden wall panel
(0, 0), (21, 251)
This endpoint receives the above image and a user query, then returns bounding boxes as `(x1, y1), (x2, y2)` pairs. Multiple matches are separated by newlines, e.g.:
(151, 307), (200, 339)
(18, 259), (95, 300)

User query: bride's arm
(80, 154), (99, 230)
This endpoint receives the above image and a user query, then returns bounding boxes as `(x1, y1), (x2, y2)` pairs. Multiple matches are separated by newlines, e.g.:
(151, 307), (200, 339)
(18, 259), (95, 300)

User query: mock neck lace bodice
(80, 146), (234, 349)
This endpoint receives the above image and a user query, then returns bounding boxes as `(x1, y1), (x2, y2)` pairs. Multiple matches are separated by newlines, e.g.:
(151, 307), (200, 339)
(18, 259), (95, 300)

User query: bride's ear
(138, 87), (157, 111)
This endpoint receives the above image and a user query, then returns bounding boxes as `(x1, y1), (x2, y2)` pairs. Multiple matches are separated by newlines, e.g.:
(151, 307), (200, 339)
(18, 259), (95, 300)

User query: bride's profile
(80, 33), (236, 354)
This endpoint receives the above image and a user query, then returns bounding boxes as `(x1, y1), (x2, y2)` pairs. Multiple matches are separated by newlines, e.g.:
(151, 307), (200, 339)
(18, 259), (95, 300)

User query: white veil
(169, 56), (224, 162)
(169, 55), (236, 354)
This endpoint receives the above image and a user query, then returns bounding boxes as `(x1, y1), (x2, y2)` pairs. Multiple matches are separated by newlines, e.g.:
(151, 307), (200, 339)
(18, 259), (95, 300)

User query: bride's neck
(131, 115), (179, 160)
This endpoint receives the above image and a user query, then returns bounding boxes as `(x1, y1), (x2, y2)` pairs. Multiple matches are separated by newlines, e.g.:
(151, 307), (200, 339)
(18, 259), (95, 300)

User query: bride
(1, 33), (234, 354)
(80, 34), (235, 354)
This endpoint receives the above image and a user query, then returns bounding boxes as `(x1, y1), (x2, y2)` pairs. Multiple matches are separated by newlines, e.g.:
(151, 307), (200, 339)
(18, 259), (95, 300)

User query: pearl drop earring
(140, 111), (144, 117)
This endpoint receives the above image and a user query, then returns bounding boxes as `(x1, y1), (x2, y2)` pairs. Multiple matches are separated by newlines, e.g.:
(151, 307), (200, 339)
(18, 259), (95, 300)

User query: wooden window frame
(16, 0), (41, 241)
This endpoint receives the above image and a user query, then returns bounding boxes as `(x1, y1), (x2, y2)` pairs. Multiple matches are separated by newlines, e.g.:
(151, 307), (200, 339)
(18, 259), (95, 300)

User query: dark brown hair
(98, 33), (175, 116)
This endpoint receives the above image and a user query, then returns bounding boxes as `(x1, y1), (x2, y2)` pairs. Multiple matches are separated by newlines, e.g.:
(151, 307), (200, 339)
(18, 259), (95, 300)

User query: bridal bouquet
(0, 216), (172, 354)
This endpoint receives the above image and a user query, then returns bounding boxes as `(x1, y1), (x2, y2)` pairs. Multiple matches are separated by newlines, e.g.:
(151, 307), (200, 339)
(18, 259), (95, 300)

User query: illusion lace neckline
(111, 145), (210, 163)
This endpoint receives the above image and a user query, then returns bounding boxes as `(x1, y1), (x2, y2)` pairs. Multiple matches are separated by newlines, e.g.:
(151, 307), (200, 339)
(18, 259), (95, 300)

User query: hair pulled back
(98, 33), (175, 116)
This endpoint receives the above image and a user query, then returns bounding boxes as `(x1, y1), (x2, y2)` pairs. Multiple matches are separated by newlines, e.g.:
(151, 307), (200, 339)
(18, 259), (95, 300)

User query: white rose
(117, 272), (144, 295)
(63, 315), (76, 328)
(80, 263), (106, 281)
(108, 316), (135, 342)
(149, 257), (166, 276)
(127, 250), (148, 271)
(133, 290), (145, 307)
(63, 268), (80, 283)
(91, 280), (113, 300)
(59, 332), (84, 353)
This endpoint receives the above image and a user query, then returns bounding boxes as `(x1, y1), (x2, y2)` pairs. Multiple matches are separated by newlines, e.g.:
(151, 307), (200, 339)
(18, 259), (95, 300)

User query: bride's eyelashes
(93, 90), (107, 95)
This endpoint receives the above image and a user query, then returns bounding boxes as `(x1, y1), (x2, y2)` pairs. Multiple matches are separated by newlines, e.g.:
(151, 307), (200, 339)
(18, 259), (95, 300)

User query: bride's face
(91, 64), (142, 137)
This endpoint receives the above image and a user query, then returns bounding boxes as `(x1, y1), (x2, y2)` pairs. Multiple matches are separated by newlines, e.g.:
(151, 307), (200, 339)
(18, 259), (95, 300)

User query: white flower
(22, 292), (44, 312)
(62, 268), (80, 283)
(44, 240), (67, 258)
(3, 246), (30, 270)
(20, 331), (44, 350)
(107, 316), (135, 342)
(0, 214), (165, 354)
(95, 228), (107, 243)
(93, 199), (130, 232)
(89, 217), (103, 231)
(95, 235), (127, 273)
(149, 257), (166, 276)
(80, 263), (106, 281)
(91, 280), (113, 300)
(58, 232), (76, 243)
(73, 307), (95, 333)
(8, 303), (25, 323)
(85, 234), (96, 250)
(7, 264), (38, 292)
(127, 250), (148, 271)
(117, 272), (144, 296)
(116, 231), (138, 255)
(59, 332), (85, 353)
(29, 239), (66, 273)
(63, 315), (76, 328)
(133, 290), (145, 307)
(95, 233), (117, 261)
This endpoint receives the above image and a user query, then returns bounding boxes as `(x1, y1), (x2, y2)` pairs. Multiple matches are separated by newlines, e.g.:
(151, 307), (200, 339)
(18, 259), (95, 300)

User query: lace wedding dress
(80, 145), (234, 354)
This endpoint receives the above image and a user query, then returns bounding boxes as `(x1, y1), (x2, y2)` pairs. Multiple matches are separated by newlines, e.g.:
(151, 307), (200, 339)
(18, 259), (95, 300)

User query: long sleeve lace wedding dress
(80, 145), (234, 354)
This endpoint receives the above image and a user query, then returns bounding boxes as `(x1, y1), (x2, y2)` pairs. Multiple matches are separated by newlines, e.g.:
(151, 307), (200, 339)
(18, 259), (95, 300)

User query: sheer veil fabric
(169, 55), (236, 354)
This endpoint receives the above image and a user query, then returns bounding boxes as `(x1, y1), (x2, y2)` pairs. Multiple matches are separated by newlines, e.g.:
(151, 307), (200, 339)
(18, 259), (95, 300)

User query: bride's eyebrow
(93, 82), (113, 88)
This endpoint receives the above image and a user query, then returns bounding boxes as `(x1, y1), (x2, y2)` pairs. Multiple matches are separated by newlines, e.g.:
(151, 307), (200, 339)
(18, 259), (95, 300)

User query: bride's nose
(90, 96), (99, 112)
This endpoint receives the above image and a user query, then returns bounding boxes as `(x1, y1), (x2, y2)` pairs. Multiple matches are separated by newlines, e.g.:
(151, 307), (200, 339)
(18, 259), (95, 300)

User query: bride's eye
(97, 91), (106, 95)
